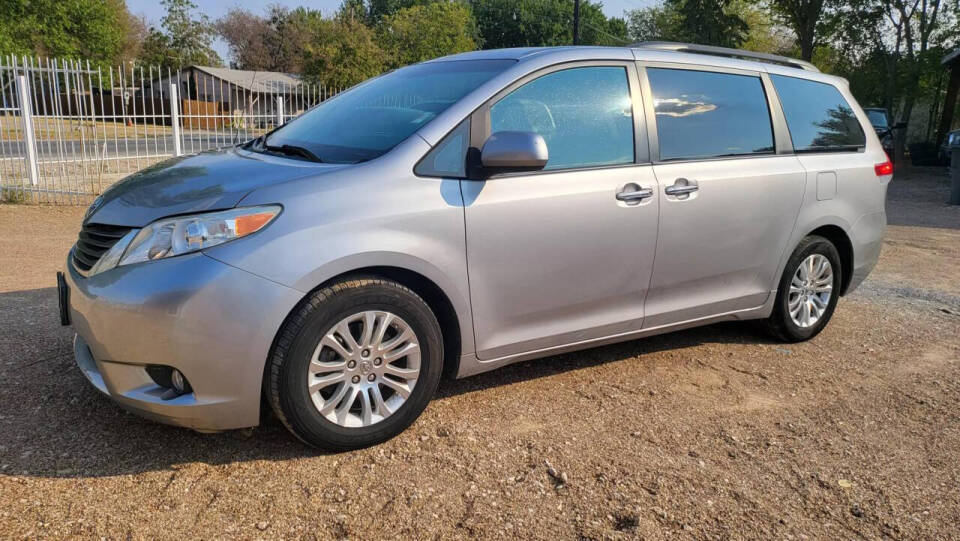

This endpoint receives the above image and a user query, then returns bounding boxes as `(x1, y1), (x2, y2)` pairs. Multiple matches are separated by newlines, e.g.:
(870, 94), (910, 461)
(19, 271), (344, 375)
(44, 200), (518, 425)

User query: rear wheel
(765, 235), (842, 342)
(267, 278), (443, 450)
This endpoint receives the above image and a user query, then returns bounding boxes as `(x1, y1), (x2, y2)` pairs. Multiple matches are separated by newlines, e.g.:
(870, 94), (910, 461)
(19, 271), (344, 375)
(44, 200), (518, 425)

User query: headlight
(118, 205), (281, 267)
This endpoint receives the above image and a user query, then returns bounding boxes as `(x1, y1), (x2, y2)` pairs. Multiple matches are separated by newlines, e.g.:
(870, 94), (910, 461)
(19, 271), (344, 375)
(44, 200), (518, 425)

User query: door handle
(665, 178), (699, 197)
(616, 184), (654, 202)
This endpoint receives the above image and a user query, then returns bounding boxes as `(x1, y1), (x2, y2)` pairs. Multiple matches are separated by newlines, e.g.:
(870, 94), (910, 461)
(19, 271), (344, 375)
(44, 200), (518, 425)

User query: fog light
(170, 369), (192, 394)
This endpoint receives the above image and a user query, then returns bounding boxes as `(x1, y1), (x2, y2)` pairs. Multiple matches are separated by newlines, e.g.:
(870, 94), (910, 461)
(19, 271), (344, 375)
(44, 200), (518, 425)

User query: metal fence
(0, 56), (340, 204)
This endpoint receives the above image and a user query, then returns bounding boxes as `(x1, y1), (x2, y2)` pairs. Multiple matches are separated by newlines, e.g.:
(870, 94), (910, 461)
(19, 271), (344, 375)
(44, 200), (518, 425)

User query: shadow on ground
(886, 166), (960, 230)
(0, 286), (776, 479)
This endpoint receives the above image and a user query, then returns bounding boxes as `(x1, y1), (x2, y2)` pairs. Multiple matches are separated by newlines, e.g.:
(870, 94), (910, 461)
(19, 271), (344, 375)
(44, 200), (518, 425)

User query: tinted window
(490, 66), (634, 170)
(647, 68), (774, 161)
(866, 110), (888, 129)
(771, 75), (866, 152)
(261, 59), (513, 164)
(415, 120), (469, 178)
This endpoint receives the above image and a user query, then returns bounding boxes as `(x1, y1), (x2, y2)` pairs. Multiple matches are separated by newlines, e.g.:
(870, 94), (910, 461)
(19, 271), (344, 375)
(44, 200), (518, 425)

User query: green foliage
(625, 0), (748, 48)
(728, 0), (788, 53)
(302, 17), (386, 88)
(0, 0), (138, 66)
(625, 4), (683, 42)
(217, 6), (323, 72)
(366, 0), (438, 23)
(140, 0), (221, 69)
(767, 0), (834, 61)
(471, 0), (628, 49)
(379, 2), (479, 68)
(0, 188), (29, 204)
(668, 0), (748, 47)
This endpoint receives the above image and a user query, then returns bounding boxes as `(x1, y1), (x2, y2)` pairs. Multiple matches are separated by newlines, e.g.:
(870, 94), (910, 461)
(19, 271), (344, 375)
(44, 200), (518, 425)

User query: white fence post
(16, 75), (39, 185)
(169, 83), (182, 157)
(276, 96), (284, 127)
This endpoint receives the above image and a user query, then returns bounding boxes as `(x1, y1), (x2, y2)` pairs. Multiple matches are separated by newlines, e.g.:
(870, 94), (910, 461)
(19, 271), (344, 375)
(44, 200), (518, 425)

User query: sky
(126, 0), (657, 61)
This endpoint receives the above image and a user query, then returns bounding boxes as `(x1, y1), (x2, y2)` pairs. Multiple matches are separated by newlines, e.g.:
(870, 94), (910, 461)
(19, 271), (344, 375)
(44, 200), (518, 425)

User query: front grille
(72, 223), (132, 272)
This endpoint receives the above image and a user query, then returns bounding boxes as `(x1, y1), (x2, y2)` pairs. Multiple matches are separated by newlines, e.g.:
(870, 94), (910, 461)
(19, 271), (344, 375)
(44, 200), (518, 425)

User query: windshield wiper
(263, 143), (324, 163)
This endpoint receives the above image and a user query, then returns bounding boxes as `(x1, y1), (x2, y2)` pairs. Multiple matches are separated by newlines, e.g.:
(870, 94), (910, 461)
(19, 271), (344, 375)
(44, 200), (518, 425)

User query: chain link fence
(0, 56), (340, 204)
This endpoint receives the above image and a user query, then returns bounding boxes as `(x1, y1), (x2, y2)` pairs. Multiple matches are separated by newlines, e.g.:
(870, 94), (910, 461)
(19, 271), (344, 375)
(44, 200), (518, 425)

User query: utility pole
(573, 0), (581, 45)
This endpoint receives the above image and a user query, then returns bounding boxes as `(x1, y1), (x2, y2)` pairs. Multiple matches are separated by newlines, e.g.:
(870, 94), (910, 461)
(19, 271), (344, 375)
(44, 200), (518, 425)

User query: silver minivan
(61, 43), (891, 449)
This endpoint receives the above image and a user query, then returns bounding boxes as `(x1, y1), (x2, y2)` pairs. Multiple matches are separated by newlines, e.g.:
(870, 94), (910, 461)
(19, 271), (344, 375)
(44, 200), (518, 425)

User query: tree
(670, 0), (748, 47)
(139, 0), (221, 69)
(302, 17), (386, 88)
(0, 0), (141, 67)
(625, 0), (748, 48)
(216, 8), (273, 70)
(471, 0), (628, 49)
(729, 0), (791, 53)
(379, 2), (479, 68)
(366, 0), (436, 23)
(768, 0), (835, 61)
(831, 0), (958, 158)
(626, 4), (683, 42)
(881, 0), (955, 160)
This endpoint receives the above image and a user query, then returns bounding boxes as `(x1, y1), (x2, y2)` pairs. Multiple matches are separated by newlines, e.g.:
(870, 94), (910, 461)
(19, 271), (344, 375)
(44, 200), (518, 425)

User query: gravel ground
(1, 168), (958, 539)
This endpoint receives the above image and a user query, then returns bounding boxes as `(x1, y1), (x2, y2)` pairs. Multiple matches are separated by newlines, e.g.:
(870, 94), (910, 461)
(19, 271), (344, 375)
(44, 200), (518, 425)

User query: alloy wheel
(788, 254), (834, 328)
(306, 310), (421, 427)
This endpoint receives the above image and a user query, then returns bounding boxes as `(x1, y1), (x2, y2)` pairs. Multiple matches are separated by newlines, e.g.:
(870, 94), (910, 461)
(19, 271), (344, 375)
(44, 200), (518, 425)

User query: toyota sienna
(61, 43), (891, 449)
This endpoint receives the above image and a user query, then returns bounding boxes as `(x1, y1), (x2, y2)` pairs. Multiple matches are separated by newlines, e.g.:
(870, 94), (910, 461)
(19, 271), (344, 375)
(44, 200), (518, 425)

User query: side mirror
(480, 131), (548, 174)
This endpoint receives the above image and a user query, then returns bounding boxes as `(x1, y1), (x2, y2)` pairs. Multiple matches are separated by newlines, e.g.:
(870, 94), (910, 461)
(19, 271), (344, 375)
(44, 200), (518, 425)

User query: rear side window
(646, 68), (774, 161)
(770, 75), (866, 153)
(489, 66), (634, 170)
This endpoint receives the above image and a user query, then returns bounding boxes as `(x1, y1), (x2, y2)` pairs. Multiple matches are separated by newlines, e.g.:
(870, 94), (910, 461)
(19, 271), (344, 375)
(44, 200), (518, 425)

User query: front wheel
(267, 278), (443, 450)
(765, 235), (842, 342)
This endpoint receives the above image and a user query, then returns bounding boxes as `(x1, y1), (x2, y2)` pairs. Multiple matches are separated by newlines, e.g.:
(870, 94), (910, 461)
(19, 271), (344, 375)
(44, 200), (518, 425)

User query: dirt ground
(1, 168), (958, 540)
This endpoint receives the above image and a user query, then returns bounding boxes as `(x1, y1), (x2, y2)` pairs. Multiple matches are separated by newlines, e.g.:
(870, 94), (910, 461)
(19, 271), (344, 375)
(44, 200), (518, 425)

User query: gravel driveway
(1, 168), (958, 539)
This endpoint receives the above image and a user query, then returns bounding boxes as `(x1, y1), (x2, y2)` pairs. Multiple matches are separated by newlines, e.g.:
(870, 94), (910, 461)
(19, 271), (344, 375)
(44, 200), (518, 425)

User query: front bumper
(65, 251), (302, 431)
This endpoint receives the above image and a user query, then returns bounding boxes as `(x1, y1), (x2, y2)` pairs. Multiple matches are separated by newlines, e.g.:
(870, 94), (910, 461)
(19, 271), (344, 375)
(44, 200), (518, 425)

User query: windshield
(866, 110), (889, 129)
(257, 59), (514, 164)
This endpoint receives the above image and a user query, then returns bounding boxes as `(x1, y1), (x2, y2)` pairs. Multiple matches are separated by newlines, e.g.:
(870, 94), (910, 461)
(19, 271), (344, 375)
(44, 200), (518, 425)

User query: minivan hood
(85, 148), (346, 227)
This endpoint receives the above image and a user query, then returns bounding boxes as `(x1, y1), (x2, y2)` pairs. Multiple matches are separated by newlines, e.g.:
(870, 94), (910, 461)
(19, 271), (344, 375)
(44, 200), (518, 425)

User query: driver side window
(489, 66), (635, 171)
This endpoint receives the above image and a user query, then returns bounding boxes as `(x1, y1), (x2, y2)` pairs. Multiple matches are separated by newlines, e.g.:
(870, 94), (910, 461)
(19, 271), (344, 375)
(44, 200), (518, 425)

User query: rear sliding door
(638, 64), (806, 328)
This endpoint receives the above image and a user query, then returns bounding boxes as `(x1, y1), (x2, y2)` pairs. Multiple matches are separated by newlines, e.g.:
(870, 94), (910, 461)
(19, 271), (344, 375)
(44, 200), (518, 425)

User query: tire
(765, 235), (842, 343)
(267, 278), (443, 450)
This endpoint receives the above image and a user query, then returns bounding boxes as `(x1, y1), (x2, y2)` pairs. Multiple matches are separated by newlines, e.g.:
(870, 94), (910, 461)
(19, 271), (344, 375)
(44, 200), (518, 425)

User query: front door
(639, 66), (806, 328)
(463, 63), (660, 360)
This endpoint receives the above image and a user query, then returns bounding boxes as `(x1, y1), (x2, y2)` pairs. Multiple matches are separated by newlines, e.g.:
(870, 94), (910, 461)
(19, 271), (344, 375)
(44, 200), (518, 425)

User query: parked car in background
(60, 43), (892, 450)
(864, 107), (895, 160)
(941, 128), (960, 164)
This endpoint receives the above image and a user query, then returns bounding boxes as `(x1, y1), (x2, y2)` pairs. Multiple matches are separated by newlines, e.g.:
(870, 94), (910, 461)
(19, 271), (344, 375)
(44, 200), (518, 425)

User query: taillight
(874, 160), (893, 176)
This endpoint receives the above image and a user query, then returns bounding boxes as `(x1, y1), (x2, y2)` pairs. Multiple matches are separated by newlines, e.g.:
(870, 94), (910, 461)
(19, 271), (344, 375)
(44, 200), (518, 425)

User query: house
(146, 66), (315, 128)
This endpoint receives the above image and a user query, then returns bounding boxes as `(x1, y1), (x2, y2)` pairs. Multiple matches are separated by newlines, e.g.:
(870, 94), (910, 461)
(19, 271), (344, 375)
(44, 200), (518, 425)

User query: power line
(581, 21), (634, 45)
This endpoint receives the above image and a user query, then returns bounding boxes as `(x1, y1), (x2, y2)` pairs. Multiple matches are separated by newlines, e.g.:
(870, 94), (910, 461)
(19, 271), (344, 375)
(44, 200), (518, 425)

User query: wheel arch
(806, 224), (855, 295)
(266, 264), (465, 397)
(334, 266), (463, 379)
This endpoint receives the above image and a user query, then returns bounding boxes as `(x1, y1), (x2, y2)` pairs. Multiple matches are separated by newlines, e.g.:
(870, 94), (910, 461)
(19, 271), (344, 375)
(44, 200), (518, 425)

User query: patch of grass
(0, 188), (30, 204)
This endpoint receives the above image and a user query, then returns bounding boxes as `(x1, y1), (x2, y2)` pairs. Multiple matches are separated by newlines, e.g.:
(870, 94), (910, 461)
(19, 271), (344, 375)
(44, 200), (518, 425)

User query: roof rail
(632, 41), (820, 73)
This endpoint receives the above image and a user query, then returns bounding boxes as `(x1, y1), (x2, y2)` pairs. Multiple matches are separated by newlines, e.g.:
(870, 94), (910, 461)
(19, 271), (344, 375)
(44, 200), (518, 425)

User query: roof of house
(191, 66), (302, 93)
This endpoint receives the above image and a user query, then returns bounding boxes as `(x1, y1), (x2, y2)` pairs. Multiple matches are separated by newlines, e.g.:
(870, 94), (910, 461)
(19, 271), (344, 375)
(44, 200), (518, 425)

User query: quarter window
(415, 120), (470, 178)
(647, 68), (774, 161)
(489, 66), (634, 170)
(771, 75), (866, 152)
